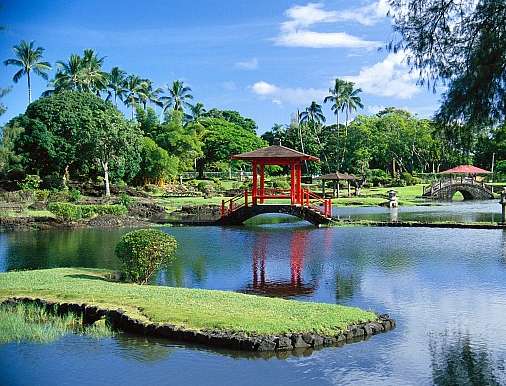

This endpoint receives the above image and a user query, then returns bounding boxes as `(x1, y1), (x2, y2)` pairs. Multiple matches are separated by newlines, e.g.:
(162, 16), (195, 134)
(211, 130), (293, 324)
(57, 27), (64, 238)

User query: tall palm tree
(52, 49), (107, 94)
(79, 49), (107, 93)
(123, 74), (144, 119)
(324, 78), (348, 130)
(299, 101), (326, 126)
(4, 40), (52, 104)
(340, 82), (363, 137)
(299, 102), (329, 169)
(138, 79), (163, 110)
(106, 67), (127, 106)
(161, 80), (193, 112)
(52, 54), (82, 91)
(187, 102), (206, 122)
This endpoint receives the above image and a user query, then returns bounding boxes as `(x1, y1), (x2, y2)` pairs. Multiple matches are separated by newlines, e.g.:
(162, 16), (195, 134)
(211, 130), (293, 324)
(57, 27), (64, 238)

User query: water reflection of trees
(429, 331), (505, 386)
(3, 229), (126, 271)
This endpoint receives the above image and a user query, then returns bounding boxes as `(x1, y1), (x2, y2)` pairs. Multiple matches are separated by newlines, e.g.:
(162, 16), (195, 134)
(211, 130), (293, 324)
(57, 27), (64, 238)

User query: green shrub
(68, 189), (81, 203)
(34, 189), (51, 202)
(115, 229), (178, 284)
(48, 203), (127, 221)
(48, 203), (82, 221)
(19, 175), (42, 191)
(118, 192), (134, 208)
(400, 172), (421, 186)
(90, 204), (128, 216)
(368, 169), (392, 187)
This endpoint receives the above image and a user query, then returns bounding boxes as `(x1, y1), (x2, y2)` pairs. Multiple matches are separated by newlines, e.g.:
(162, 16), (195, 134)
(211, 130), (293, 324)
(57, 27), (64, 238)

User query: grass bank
(0, 302), (114, 344)
(0, 268), (376, 336)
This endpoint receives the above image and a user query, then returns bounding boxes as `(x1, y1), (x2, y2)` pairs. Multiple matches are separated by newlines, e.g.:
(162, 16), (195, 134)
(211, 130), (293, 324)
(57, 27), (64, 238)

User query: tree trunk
(27, 70), (32, 104)
(114, 93), (117, 107)
(102, 161), (110, 196)
(62, 165), (70, 190)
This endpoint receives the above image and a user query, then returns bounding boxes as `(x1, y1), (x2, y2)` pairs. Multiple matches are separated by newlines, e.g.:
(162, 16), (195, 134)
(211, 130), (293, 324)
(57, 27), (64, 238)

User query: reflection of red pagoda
(241, 231), (315, 297)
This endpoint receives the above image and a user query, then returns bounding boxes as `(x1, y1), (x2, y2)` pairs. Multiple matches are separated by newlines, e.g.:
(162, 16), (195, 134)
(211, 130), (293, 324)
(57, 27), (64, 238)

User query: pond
(1, 205), (506, 385)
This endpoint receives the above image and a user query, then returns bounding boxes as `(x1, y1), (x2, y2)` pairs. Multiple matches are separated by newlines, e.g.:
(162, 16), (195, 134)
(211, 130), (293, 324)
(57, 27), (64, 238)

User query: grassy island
(0, 268), (376, 337)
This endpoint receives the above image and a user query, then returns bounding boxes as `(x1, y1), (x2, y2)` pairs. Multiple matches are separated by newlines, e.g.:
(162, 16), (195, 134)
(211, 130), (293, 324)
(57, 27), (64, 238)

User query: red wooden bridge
(218, 145), (333, 227)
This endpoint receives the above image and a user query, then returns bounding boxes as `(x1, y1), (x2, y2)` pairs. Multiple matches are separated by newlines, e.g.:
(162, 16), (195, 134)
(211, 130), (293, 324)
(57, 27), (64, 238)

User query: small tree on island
(115, 229), (178, 285)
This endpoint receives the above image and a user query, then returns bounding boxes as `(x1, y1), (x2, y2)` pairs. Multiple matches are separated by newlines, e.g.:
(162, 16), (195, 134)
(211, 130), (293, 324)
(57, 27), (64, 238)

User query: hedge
(48, 203), (128, 221)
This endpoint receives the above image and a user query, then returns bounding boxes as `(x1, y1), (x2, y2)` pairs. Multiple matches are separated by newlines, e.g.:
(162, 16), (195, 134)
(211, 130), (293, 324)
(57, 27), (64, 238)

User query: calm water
(1, 204), (506, 385)
(332, 200), (502, 223)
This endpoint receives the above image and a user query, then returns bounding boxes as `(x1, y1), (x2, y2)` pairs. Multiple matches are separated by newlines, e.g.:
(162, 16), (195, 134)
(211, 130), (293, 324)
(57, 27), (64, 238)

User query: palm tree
(340, 82), (363, 137)
(138, 79), (163, 110)
(4, 40), (52, 104)
(123, 74), (143, 119)
(187, 102), (206, 122)
(52, 54), (82, 91)
(106, 67), (127, 106)
(79, 49), (107, 93)
(299, 101), (326, 126)
(161, 80), (193, 112)
(324, 78), (347, 130)
(299, 102), (329, 169)
(52, 49), (107, 94)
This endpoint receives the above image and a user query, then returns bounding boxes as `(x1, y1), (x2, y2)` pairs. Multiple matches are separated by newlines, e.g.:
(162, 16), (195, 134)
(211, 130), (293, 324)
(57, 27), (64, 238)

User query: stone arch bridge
(422, 177), (495, 200)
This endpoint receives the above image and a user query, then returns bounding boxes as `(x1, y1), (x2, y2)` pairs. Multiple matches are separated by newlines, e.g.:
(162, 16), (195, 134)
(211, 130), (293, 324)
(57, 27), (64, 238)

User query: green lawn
(0, 268), (376, 336)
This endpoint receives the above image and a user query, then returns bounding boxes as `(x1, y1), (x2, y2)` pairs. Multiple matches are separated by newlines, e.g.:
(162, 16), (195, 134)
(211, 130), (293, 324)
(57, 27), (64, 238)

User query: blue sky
(1, 0), (441, 133)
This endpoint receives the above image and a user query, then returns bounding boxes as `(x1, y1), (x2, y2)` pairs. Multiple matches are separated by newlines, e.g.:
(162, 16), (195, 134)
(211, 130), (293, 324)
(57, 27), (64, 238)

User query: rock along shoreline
(2, 297), (395, 353)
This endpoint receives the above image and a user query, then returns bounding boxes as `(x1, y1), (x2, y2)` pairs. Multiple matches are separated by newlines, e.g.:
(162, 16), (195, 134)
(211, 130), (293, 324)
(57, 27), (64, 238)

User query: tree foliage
(389, 0), (506, 129)
(12, 91), (141, 192)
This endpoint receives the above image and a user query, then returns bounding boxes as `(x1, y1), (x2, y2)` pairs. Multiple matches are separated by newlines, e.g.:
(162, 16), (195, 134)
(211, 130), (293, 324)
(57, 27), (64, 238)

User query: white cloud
(235, 58), (258, 70)
(251, 81), (279, 95)
(250, 81), (327, 106)
(337, 0), (391, 27)
(274, 2), (381, 49)
(276, 30), (380, 49)
(343, 52), (420, 99)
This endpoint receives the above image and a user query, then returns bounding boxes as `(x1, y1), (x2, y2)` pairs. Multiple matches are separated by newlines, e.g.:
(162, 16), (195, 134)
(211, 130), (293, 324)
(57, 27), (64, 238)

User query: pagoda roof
(441, 165), (491, 174)
(231, 145), (319, 162)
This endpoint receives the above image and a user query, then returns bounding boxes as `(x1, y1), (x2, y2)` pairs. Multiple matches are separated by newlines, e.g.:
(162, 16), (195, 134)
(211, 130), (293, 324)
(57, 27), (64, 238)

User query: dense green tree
(3, 40), (51, 104)
(136, 137), (179, 185)
(0, 116), (24, 178)
(13, 91), (140, 193)
(136, 106), (160, 138)
(196, 117), (265, 176)
(204, 108), (258, 132)
(161, 80), (193, 113)
(389, 0), (506, 130)
(156, 110), (203, 172)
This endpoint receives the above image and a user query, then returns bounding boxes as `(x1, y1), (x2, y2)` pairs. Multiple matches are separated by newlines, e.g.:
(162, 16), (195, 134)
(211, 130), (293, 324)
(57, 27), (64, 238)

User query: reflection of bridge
(422, 177), (495, 200)
(218, 145), (333, 227)
(241, 231), (316, 297)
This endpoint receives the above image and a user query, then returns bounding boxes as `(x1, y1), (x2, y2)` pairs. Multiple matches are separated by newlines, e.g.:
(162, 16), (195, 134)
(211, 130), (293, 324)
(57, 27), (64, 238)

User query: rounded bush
(115, 229), (178, 284)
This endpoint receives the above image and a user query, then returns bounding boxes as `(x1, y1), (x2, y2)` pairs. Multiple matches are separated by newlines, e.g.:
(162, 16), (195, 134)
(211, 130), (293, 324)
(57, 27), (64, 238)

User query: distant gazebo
(441, 165), (491, 176)
(231, 145), (319, 205)
(315, 172), (357, 198)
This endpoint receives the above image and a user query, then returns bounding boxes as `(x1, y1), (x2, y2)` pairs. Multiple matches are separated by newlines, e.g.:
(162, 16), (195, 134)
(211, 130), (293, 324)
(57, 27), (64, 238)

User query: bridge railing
(303, 189), (332, 218)
(423, 177), (494, 196)
(221, 190), (248, 217)
(220, 188), (333, 218)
